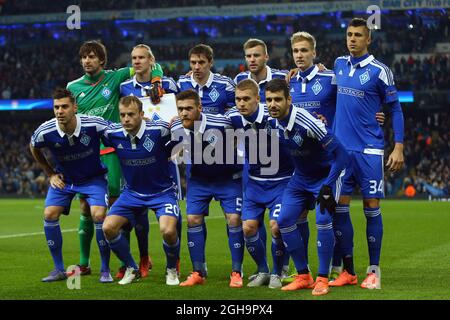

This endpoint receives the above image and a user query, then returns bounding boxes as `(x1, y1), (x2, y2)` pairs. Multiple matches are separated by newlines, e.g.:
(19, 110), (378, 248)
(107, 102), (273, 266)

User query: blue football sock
(333, 205), (354, 259)
(244, 232), (269, 273)
(364, 207), (383, 266)
(258, 217), (267, 252)
(94, 222), (110, 272)
(134, 210), (149, 258)
(187, 224), (206, 276)
(271, 236), (286, 275)
(228, 225), (244, 273)
(317, 224), (335, 276)
(44, 219), (64, 272)
(297, 217), (309, 265)
(107, 233), (137, 270)
(176, 214), (182, 259)
(279, 224), (308, 272)
(163, 237), (180, 269)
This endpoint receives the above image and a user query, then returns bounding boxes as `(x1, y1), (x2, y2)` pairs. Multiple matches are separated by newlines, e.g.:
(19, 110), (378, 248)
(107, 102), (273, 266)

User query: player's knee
(363, 198), (380, 208)
(44, 208), (61, 221)
(242, 221), (258, 237)
(338, 195), (351, 206)
(187, 215), (203, 227)
(226, 214), (242, 228)
(79, 199), (91, 214)
(161, 226), (178, 244)
(270, 220), (281, 238)
(90, 210), (106, 223)
(102, 221), (118, 240)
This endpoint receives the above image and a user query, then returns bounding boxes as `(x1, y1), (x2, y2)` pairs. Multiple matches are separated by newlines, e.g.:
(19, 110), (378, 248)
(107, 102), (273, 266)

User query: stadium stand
(0, 4), (448, 197)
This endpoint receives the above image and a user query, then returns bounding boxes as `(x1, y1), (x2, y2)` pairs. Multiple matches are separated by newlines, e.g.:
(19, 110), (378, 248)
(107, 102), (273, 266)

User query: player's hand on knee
(50, 173), (65, 189)
(285, 68), (299, 82)
(317, 184), (336, 214)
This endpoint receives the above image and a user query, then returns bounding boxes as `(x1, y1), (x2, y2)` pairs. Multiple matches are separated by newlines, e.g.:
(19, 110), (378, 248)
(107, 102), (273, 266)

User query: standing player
(226, 79), (293, 289)
(117, 44), (181, 279)
(265, 78), (349, 296)
(30, 88), (112, 283)
(171, 90), (244, 288)
(234, 39), (291, 278)
(288, 31), (386, 281)
(102, 96), (181, 285)
(178, 44), (235, 115)
(234, 38), (288, 103)
(66, 40), (163, 276)
(330, 18), (404, 290)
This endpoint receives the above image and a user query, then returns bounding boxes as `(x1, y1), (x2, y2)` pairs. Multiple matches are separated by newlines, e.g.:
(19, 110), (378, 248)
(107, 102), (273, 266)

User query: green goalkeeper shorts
(101, 152), (123, 198)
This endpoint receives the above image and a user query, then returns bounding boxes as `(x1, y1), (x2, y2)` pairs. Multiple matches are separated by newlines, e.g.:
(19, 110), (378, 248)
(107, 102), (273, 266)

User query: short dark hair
(348, 17), (371, 36)
(265, 78), (290, 99)
(188, 44), (214, 62)
(119, 95), (142, 112)
(176, 89), (200, 106)
(52, 88), (75, 104)
(236, 79), (259, 97)
(79, 40), (107, 67)
(243, 38), (268, 55)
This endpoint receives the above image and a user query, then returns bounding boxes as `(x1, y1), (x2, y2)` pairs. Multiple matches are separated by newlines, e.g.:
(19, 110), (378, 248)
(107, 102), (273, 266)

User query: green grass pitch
(0, 199), (449, 300)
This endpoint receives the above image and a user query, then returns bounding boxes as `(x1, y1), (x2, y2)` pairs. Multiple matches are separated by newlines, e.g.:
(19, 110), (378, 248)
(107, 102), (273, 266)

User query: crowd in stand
(0, 9), (448, 197)
(0, 0), (344, 15)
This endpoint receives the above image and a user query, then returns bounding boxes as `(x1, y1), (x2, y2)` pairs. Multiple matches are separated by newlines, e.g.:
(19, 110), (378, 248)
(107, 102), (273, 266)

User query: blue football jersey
(177, 72), (235, 115)
(103, 119), (173, 195)
(170, 113), (242, 181)
(226, 104), (293, 180)
(276, 105), (336, 180)
(234, 66), (287, 103)
(30, 115), (108, 184)
(333, 54), (399, 152)
(289, 65), (337, 128)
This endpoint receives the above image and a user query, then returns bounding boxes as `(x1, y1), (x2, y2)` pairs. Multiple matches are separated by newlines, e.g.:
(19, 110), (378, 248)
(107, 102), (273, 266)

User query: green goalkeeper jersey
(66, 64), (163, 123)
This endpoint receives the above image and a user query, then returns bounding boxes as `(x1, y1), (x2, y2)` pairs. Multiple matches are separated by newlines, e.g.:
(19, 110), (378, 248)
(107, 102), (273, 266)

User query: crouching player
(101, 96), (182, 285)
(265, 79), (349, 296)
(30, 88), (112, 283)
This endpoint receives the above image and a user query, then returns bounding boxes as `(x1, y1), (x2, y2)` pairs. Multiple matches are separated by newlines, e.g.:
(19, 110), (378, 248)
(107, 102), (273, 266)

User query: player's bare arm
(29, 144), (65, 189)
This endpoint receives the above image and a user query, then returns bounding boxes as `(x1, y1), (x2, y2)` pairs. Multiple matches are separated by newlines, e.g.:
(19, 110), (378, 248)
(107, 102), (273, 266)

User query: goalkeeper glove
(148, 81), (164, 104)
(316, 184), (336, 214)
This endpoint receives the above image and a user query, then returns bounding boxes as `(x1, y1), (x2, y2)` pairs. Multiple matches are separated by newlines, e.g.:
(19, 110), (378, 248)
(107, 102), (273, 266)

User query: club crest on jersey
(312, 81), (323, 95)
(292, 130), (303, 146)
(143, 137), (154, 153)
(206, 132), (218, 146)
(102, 87), (111, 99)
(359, 71), (370, 85)
(208, 87), (220, 102)
(80, 134), (91, 146)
